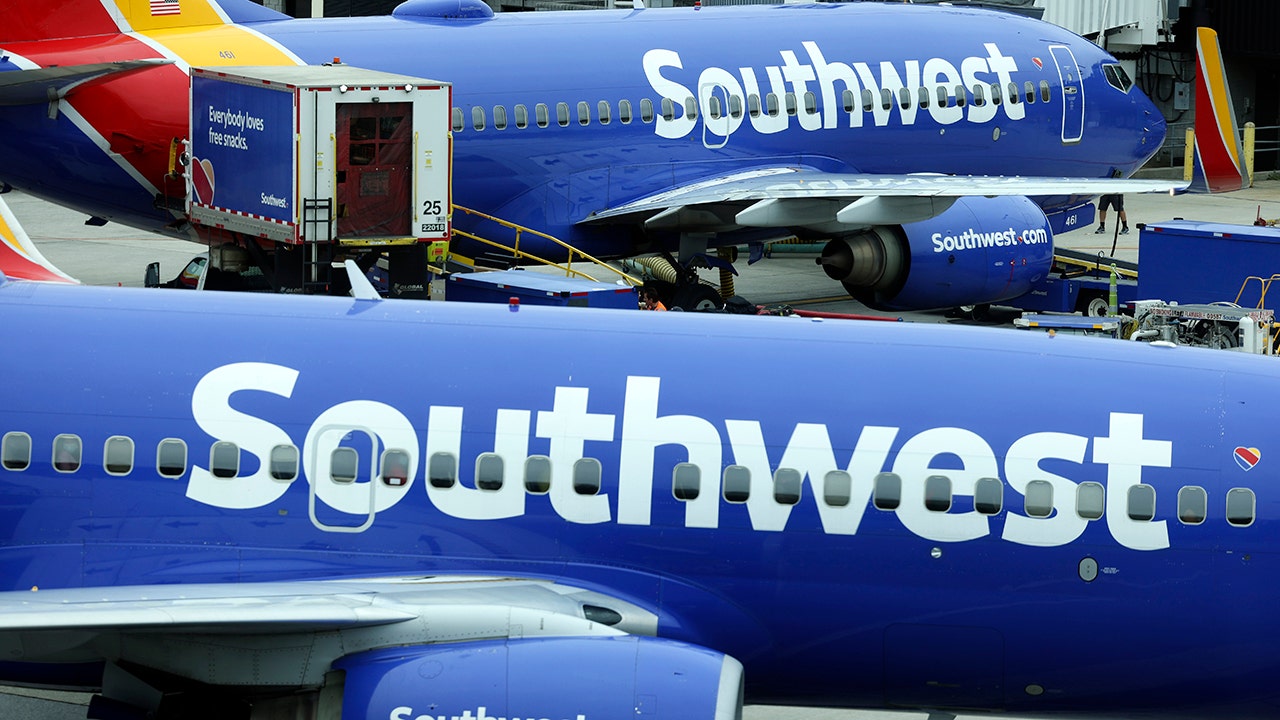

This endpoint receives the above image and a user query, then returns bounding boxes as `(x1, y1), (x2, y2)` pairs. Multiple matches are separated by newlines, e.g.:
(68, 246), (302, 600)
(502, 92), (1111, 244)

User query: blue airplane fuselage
(0, 279), (1276, 718)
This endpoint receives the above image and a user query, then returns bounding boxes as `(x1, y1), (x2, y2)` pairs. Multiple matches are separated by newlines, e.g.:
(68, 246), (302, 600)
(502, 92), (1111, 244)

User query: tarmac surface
(3, 177), (1280, 719)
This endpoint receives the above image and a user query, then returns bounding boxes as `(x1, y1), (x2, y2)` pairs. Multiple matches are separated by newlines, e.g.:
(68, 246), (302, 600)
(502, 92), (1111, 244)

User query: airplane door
(1049, 45), (1085, 144)
(700, 83), (731, 149)
(308, 426), (381, 533)
(336, 102), (413, 238)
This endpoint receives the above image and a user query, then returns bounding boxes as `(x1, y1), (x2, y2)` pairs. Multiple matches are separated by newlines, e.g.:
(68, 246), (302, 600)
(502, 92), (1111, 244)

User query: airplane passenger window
(748, 93), (762, 118)
(842, 89), (855, 114)
(861, 89), (873, 113)
(1, 432), (31, 471)
(1024, 81), (1036, 104)
(556, 102), (570, 127)
(619, 99), (633, 124)
(330, 447), (358, 484)
(823, 470), (852, 508)
(577, 101), (590, 126)
(661, 98), (676, 122)
(773, 468), (802, 506)
(471, 106), (486, 131)
(429, 452), (457, 489)
(917, 87), (929, 109)
(989, 83), (1002, 105)
(451, 108), (463, 132)
(972, 84), (986, 107)
(104, 436), (134, 476)
(935, 86), (948, 108)
(765, 93), (780, 117)
(898, 87), (911, 110)
(536, 103), (549, 129)
(974, 477), (1003, 515)
(53, 434), (82, 473)
(476, 453), (503, 491)
(924, 475), (951, 512)
(1039, 80), (1051, 103)
(270, 444), (299, 481)
(381, 448), (411, 487)
(722, 465), (750, 503)
(1006, 82), (1020, 104)
(1025, 479), (1053, 518)
(524, 456), (552, 494)
(640, 98), (654, 123)
(708, 95), (723, 120)
(873, 472), (901, 510)
(492, 105), (507, 130)
(1127, 484), (1156, 522)
(598, 100), (611, 125)
(514, 104), (528, 129)
(785, 92), (797, 116)
(672, 462), (700, 501)
(156, 438), (186, 478)
(728, 94), (743, 119)
(952, 85), (966, 107)
(573, 458), (602, 495)
(684, 96), (697, 120)
(1177, 486), (1207, 525)
(209, 440), (238, 480)
(1226, 488), (1256, 527)
(1076, 481), (1104, 520)
(879, 88), (893, 111)
(804, 91), (817, 115)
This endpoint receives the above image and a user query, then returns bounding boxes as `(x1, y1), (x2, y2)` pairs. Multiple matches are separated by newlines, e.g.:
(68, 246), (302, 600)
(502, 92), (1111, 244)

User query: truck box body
(1138, 221), (1280, 310)
(188, 65), (451, 245)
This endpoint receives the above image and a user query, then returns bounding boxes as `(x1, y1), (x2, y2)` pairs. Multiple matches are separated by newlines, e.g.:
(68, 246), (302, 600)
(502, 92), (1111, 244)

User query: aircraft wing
(0, 194), (76, 282)
(0, 576), (657, 683)
(583, 167), (1185, 229)
(0, 60), (173, 106)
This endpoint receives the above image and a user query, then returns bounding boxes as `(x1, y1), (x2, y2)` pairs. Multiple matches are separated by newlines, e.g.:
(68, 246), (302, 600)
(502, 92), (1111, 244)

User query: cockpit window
(1103, 63), (1133, 93)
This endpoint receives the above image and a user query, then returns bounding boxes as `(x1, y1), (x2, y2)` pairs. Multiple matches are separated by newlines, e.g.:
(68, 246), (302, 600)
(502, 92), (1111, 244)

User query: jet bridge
(184, 64), (452, 297)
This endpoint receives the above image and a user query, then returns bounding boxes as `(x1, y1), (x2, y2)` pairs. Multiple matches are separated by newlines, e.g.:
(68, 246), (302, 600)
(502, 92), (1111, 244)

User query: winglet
(0, 196), (77, 283)
(1188, 27), (1248, 193)
(344, 259), (381, 301)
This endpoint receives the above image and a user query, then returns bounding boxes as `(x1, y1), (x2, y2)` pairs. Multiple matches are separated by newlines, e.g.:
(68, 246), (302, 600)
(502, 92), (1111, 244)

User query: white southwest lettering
(187, 365), (1175, 550)
(930, 226), (1051, 253)
(643, 41), (1025, 140)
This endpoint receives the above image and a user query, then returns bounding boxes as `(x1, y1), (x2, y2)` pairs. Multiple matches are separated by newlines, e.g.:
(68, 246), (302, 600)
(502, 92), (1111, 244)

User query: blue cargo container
(1138, 221), (1280, 310)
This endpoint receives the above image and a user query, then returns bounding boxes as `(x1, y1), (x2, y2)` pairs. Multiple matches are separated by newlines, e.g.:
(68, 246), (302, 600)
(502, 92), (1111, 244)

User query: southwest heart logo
(1234, 446), (1261, 471)
(1032, 57), (1043, 70)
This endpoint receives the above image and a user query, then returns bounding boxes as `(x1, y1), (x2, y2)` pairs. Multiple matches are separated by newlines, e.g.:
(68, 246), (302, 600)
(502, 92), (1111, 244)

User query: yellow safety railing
(1234, 274), (1280, 309)
(451, 205), (641, 286)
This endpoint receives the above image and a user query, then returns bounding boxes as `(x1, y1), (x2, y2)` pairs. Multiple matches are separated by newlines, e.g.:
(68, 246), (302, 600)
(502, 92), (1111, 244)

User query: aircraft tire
(672, 283), (725, 312)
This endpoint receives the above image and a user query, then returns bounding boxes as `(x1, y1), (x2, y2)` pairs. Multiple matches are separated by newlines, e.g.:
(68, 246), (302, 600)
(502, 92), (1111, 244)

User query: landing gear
(671, 283), (724, 311)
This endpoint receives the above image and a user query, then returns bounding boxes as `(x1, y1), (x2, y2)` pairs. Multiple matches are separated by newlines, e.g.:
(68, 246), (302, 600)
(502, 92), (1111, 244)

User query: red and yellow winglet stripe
(1191, 27), (1247, 193)
(0, 197), (76, 283)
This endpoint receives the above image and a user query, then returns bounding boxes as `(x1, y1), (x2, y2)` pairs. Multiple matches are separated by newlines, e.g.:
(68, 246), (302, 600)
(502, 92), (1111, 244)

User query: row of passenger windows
(2, 431), (1255, 527)
(451, 80), (1056, 132)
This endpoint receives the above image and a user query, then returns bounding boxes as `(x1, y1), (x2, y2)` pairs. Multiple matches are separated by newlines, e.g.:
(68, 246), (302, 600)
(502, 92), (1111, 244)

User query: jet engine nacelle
(336, 635), (744, 720)
(818, 195), (1055, 311)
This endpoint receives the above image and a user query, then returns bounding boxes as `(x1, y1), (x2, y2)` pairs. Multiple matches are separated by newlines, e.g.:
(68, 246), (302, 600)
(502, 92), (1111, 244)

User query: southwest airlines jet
(0, 268), (1277, 720)
(0, 0), (1178, 309)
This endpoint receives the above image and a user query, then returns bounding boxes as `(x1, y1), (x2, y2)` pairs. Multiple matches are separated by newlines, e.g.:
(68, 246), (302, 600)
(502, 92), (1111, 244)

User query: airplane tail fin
(1188, 27), (1249, 193)
(2, 0), (289, 44)
(0, 195), (78, 283)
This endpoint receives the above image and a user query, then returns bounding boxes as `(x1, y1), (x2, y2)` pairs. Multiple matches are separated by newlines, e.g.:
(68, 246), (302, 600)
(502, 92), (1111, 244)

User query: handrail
(452, 205), (641, 286)
(1234, 274), (1280, 308)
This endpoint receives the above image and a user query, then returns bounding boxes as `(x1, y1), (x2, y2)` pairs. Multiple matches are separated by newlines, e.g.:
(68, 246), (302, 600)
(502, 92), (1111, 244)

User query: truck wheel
(1081, 294), (1110, 317)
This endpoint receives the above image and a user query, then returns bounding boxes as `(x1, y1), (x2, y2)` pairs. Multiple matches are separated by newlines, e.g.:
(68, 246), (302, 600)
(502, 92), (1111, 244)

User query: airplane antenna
(344, 259), (382, 301)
